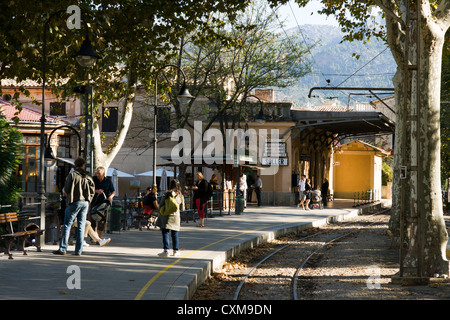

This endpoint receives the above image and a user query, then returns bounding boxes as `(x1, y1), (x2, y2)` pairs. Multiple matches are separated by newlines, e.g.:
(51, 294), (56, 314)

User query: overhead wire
(287, 1), (329, 86)
(334, 46), (390, 88)
(277, 1), (393, 104)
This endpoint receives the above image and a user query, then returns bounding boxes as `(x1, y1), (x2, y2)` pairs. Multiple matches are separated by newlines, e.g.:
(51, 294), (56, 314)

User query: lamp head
(255, 106), (266, 124)
(75, 38), (101, 68)
(177, 83), (194, 105)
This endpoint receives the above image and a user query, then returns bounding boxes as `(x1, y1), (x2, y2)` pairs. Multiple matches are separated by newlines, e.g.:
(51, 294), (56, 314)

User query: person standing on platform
(156, 179), (184, 257)
(297, 175), (306, 210)
(321, 178), (329, 208)
(90, 166), (115, 239)
(192, 172), (208, 227)
(53, 157), (95, 256)
(304, 178), (312, 210)
(143, 185), (159, 227)
(252, 175), (263, 206)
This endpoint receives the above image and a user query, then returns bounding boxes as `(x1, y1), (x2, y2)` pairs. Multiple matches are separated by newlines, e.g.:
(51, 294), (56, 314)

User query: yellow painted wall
(334, 153), (372, 197)
(333, 140), (385, 199)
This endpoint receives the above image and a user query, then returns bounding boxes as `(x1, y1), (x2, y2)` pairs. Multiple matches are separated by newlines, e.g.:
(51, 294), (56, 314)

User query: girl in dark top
(192, 172), (208, 227)
(304, 178), (312, 211)
(143, 185), (159, 215)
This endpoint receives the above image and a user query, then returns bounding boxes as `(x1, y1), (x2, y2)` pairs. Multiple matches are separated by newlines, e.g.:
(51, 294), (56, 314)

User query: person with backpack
(192, 172), (208, 227)
(53, 157), (95, 256)
(156, 179), (184, 257)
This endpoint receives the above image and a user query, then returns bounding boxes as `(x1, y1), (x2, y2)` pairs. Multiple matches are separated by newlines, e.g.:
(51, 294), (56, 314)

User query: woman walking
(298, 177), (312, 210)
(192, 172), (208, 227)
(304, 178), (312, 210)
(156, 179), (184, 257)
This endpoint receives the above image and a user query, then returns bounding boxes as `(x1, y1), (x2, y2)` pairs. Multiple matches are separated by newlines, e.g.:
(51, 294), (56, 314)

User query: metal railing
(352, 189), (381, 207)
(1, 188), (251, 247)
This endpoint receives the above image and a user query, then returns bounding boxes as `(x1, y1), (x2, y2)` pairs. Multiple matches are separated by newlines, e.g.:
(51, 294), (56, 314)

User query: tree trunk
(388, 1), (449, 277)
(93, 66), (137, 171)
(411, 14), (448, 277)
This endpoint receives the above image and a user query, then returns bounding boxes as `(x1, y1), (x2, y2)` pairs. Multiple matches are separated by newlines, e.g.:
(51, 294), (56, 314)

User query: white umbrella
(112, 169), (119, 196)
(159, 169), (168, 193)
(137, 168), (175, 177)
(106, 168), (134, 178)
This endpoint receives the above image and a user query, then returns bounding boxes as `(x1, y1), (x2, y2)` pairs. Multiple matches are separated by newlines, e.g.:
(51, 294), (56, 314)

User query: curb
(170, 202), (381, 300)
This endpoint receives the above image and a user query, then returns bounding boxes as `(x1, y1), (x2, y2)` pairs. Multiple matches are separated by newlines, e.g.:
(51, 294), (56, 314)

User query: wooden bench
(0, 212), (44, 259)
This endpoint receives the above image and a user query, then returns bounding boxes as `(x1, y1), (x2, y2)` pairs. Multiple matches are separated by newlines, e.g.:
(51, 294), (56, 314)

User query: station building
(2, 81), (395, 207)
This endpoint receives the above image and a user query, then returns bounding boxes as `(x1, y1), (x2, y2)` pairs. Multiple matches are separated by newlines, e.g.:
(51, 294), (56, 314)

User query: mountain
(275, 24), (397, 107)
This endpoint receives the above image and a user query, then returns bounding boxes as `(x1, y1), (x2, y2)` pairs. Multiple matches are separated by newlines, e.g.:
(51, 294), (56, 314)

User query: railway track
(231, 208), (391, 300)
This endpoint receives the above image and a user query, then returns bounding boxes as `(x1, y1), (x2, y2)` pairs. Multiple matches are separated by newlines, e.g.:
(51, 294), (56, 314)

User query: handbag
(90, 193), (110, 222)
(91, 202), (110, 221)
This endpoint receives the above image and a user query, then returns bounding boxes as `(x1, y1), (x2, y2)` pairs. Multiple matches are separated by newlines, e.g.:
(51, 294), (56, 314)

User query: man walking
(54, 157), (95, 256)
(252, 175), (263, 206)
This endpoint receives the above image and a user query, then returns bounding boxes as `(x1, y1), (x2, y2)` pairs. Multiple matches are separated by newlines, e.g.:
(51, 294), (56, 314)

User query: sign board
(400, 166), (407, 179)
(261, 157), (288, 166)
(300, 154), (311, 161)
(264, 139), (287, 157)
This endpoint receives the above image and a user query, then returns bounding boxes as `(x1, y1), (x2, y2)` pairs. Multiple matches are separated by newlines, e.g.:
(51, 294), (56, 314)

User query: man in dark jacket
(90, 166), (116, 238)
(321, 178), (329, 208)
(54, 157), (95, 256)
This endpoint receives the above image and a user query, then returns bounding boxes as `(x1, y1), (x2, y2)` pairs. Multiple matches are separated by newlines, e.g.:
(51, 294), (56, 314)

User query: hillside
(275, 24), (396, 107)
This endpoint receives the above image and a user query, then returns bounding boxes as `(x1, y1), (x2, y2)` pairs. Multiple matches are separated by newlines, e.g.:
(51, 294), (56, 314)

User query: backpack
(159, 192), (179, 216)
(73, 169), (95, 203)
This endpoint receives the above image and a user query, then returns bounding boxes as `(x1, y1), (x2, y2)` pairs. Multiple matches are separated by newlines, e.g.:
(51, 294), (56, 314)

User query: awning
(289, 110), (395, 143)
(106, 168), (134, 178)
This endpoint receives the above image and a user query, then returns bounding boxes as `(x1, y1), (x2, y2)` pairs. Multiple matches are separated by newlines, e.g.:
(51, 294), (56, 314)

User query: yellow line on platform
(134, 224), (277, 300)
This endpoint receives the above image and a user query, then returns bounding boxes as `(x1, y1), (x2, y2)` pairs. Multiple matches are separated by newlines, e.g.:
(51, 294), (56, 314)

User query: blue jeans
(161, 228), (179, 252)
(59, 200), (89, 254)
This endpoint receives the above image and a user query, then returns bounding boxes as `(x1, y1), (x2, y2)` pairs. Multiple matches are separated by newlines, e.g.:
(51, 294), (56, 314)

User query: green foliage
(382, 162), (393, 186)
(179, 0), (312, 128)
(0, 116), (23, 212)
(0, 0), (252, 107)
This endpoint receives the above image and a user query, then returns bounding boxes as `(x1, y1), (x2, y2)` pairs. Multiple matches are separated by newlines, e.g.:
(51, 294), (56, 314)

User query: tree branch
(371, 0), (406, 28)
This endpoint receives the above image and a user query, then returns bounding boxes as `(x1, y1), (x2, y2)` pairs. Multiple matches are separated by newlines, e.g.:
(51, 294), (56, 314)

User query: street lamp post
(38, 10), (67, 246)
(248, 95), (266, 124)
(44, 125), (83, 165)
(152, 65), (194, 188)
(75, 23), (101, 175)
(38, 10), (100, 245)
(232, 94), (265, 213)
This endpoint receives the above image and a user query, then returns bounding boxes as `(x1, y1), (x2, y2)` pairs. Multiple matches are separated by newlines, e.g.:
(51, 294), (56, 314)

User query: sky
(274, 0), (339, 29)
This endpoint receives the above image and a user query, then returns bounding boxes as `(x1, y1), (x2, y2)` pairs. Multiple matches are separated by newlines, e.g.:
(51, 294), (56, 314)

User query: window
(18, 135), (40, 192)
(50, 102), (66, 116)
(57, 136), (71, 158)
(102, 107), (118, 132)
(156, 107), (171, 133)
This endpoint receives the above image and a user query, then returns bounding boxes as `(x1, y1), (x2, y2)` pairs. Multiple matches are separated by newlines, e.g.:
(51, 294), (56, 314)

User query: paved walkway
(0, 200), (387, 300)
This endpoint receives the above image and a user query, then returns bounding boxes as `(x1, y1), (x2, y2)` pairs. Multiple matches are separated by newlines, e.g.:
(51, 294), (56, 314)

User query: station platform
(0, 200), (389, 300)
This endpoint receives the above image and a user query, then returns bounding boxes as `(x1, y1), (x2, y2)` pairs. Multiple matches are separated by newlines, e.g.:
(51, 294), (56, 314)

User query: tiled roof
(1, 78), (69, 87)
(0, 99), (62, 123)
